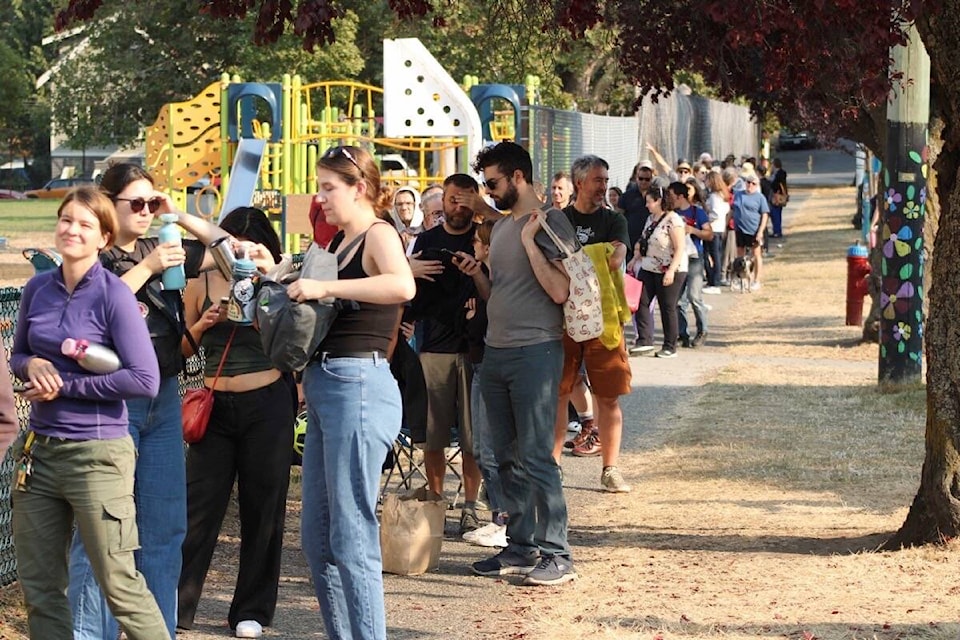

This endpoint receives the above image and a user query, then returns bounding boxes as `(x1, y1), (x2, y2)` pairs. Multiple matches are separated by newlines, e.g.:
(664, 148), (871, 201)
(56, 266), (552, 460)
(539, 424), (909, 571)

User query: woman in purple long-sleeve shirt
(8, 186), (169, 640)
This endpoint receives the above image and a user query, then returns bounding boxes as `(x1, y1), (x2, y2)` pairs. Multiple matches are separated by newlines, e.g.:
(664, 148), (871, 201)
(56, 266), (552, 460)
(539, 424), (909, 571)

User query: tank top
(317, 225), (400, 355)
(199, 273), (275, 377)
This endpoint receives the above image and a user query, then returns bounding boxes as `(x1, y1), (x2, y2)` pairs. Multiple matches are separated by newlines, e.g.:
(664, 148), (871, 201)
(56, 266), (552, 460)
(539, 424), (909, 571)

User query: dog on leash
(729, 254), (757, 292)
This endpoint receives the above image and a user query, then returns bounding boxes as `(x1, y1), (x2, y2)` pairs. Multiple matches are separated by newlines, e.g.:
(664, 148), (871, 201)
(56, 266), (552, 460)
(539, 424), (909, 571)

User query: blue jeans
(770, 205), (783, 236)
(479, 342), (571, 560)
(68, 376), (186, 639)
(678, 257), (708, 338)
(469, 363), (504, 514)
(301, 354), (401, 640)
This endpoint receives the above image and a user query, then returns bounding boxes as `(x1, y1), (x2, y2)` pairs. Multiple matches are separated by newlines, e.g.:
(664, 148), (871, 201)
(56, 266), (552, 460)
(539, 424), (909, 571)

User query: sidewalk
(100, 185), (950, 639)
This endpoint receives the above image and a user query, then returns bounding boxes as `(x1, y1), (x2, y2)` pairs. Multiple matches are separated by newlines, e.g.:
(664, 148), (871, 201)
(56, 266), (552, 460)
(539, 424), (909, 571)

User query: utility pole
(879, 23), (929, 389)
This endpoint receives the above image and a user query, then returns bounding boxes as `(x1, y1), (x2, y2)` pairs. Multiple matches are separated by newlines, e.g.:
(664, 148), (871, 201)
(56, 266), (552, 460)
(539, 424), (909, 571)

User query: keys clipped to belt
(15, 431), (35, 492)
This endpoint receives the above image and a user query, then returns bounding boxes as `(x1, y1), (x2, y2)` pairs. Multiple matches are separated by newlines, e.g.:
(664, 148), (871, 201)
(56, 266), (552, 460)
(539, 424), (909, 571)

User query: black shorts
(735, 229), (760, 248)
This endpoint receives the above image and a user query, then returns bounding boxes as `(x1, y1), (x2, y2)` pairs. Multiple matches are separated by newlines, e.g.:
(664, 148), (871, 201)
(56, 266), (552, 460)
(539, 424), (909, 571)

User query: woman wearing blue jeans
(68, 164), (232, 639)
(288, 145), (415, 640)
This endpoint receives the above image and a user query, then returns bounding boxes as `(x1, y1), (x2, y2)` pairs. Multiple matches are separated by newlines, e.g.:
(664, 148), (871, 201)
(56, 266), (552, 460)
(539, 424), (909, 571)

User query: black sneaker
(522, 555), (577, 586)
(655, 348), (677, 359)
(679, 335), (691, 348)
(471, 549), (539, 576)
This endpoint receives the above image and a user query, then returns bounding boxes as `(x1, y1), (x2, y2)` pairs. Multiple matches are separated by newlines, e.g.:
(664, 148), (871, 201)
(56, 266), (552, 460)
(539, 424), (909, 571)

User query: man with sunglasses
(460, 141), (577, 587)
(619, 160), (655, 262)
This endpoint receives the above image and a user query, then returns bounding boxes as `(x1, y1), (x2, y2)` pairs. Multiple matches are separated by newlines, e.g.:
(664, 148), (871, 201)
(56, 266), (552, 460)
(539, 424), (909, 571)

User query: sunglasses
(483, 175), (506, 190)
(636, 177), (652, 182)
(323, 146), (364, 177)
(116, 197), (163, 213)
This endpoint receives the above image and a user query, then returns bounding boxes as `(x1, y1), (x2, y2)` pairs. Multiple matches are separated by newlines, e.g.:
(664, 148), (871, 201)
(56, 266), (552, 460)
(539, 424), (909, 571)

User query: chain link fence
(1, 287), (27, 586)
(530, 91), (758, 192)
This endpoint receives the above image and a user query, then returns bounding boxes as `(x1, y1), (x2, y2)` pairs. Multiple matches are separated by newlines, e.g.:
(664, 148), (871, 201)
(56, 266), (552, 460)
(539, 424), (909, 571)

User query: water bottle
(158, 213), (186, 290)
(61, 338), (121, 374)
(227, 247), (259, 325)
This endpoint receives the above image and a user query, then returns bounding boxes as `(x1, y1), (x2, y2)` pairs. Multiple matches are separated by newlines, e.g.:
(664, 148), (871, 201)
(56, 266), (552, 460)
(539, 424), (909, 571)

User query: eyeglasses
(483, 175), (506, 190)
(116, 197), (162, 213)
(323, 146), (364, 177)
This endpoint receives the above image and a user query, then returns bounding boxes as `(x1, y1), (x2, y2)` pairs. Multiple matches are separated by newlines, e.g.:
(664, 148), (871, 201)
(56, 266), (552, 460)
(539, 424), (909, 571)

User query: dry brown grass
(519, 187), (951, 640)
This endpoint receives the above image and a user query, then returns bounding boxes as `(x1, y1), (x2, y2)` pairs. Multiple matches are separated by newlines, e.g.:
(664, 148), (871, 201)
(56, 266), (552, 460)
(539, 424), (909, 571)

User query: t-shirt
(485, 206), (577, 349)
(638, 212), (688, 275)
(619, 185), (651, 258)
(562, 204), (630, 248)
(706, 192), (730, 234)
(100, 237), (205, 378)
(733, 191), (770, 235)
(410, 224), (477, 353)
(676, 205), (711, 255)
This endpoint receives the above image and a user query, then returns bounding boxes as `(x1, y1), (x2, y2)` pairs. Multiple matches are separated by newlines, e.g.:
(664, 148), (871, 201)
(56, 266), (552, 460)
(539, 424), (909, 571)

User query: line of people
(0, 140), (787, 639)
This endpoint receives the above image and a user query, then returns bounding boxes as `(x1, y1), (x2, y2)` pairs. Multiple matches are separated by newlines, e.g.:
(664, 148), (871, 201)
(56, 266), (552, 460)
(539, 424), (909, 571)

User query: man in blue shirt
(733, 172), (770, 290)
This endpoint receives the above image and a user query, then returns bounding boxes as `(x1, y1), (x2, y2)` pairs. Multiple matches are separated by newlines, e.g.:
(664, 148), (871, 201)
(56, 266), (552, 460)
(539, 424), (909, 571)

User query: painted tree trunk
(886, 13), (960, 549)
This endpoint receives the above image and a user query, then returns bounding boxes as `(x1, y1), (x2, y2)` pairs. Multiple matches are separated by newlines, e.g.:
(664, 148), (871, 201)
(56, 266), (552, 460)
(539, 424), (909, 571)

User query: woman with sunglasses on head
(176, 207), (292, 639)
(10, 186), (167, 638)
(67, 163), (235, 640)
(626, 185), (688, 358)
(287, 146), (415, 640)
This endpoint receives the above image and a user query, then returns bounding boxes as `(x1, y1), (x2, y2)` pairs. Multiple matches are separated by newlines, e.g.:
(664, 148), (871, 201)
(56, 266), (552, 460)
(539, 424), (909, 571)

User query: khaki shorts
(559, 334), (632, 397)
(419, 352), (473, 453)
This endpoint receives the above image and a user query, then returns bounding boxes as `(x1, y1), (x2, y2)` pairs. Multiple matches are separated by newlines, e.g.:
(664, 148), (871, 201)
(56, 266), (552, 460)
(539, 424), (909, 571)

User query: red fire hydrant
(846, 242), (871, 326)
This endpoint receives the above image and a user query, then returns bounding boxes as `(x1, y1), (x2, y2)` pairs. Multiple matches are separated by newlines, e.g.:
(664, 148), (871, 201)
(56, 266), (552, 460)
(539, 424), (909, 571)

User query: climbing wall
(146, 81), (222, 192)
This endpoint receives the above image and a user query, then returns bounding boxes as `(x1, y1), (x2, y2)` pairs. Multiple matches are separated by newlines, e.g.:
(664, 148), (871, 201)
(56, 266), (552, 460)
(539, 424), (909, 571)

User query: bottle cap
(61, 338), (87, 356)
(159, 213), (178, 224)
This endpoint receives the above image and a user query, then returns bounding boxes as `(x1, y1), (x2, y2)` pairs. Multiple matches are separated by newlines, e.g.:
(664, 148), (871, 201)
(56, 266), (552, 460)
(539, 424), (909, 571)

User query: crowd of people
(0, 139), (787, 639)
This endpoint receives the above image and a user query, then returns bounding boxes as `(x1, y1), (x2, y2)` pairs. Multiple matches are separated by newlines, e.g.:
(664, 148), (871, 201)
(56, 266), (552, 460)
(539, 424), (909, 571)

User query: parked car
(0, 189), (26, 200)
(777, 130), (818, 151)
(24, 177), (95, 199)
(380, 154), (419, 189)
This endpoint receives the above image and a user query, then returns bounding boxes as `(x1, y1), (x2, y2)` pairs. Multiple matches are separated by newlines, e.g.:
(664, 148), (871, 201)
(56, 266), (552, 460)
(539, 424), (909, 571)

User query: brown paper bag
(379, 493), (445, 575)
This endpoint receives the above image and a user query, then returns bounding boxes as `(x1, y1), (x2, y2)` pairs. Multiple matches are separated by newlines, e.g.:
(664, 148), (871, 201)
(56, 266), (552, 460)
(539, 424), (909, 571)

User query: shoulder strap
(536, 213), (573, 258)
(209, 326), (238, 385)
(334, 220), (390, 268)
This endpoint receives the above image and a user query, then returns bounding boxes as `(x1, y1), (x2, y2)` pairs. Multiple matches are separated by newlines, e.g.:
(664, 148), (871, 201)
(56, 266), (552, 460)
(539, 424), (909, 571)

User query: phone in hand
(13, 383), (31, 393)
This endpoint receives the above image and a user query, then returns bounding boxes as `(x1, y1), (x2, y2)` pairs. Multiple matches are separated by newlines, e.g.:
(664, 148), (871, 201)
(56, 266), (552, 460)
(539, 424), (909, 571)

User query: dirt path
(4, 186), (956, 639)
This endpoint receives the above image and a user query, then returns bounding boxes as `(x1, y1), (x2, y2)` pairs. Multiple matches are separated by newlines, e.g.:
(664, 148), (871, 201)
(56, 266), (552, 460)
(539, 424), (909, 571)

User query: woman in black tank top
(289, 146), (414, 640)
(177, 207), (295, 636)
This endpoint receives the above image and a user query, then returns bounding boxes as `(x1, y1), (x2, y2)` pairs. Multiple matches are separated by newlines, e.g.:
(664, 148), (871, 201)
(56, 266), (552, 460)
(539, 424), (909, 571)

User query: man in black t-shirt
(408, 173), (484, 535)
(558, 155), (633, 494)
(620, 160), (654, 261)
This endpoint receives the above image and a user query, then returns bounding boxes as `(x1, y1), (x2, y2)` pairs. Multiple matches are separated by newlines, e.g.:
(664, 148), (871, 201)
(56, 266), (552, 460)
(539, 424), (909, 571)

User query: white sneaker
(236, 620), (263, 638)
(750, 281), (762, 291)
(463, 522), (508, 548)
(702, 286), (721, 295)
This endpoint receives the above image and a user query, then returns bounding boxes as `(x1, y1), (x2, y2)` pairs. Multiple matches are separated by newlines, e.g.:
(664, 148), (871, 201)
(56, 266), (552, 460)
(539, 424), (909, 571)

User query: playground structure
(145, 37), (758, 250)
(145, 38), (482, 250)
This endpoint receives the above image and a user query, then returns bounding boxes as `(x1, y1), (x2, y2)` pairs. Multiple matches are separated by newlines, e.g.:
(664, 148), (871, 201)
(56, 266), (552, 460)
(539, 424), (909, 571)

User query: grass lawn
(0, 200), (59, 236)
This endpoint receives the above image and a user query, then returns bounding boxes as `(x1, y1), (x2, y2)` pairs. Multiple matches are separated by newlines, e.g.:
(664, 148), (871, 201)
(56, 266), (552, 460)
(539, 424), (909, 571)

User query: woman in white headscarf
(391, 186), (423, 251)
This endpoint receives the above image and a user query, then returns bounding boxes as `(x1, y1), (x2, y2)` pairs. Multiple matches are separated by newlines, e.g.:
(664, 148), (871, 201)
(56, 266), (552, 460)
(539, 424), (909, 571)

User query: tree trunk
(884, 10), (960, 548)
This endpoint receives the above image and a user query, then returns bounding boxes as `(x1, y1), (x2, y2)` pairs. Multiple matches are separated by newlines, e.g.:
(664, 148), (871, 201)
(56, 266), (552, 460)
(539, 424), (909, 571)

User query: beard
(493, 182), (519, 210)
(444, 206), (473, 231)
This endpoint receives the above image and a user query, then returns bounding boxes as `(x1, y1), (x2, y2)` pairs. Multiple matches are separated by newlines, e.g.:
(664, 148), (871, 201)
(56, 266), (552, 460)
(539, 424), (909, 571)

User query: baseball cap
(638, 159), (654, 170)
(677, 159), (692, 171)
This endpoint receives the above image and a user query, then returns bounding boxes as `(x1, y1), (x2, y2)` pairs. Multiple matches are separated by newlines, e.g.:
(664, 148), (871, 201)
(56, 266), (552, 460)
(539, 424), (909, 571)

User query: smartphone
(13, 383), (30, 393)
